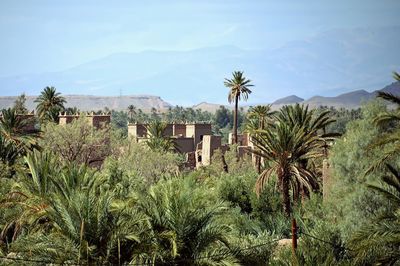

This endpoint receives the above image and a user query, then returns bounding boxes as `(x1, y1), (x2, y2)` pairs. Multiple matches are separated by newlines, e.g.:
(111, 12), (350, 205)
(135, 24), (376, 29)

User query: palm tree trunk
(222, 154), (228, 173)
(233, 94), (239, 144)
(281, 174), (291, 216)
(256, 156), (261, 174)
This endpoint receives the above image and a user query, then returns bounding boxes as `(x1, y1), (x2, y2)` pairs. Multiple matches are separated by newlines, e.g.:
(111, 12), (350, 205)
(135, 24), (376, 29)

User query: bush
(103, 140), (182, 185)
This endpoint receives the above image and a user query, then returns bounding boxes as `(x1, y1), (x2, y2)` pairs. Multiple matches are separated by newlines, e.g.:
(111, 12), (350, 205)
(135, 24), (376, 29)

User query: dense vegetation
(0, 72), (399, 265)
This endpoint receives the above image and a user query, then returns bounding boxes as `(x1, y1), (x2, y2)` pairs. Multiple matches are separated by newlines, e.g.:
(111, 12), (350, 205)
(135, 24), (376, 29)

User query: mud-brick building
(128, 122), (212, 153)
(128, 122), (228, 168)
(58, 112), (111, 128)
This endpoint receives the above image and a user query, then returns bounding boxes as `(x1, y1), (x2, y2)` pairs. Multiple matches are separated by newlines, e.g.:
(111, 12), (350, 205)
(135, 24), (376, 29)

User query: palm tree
(224, 71), (253, 144)
(0, 108), (38, 156)
(250, 121), (324, 216)
(145, 121), (175, 152)
(350, 164), (400, 264)
(3, 153), (146, 264)
(0, 134), (21, 167)
(246, 105), (275, 173)
(276, 104), (335, 136)
(134, 177), (236, 265)
(35, 86), (66, 123)
(0, 151), (56, 244)
(367, 71), (400, 172)
(247, 105), (275, 131)
(254, 104), (337, 202)
(127, 105), (136, 123)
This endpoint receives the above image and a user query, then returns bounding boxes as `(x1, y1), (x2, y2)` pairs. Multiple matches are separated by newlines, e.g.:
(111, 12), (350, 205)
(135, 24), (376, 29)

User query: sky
(0, 0), (399, 103)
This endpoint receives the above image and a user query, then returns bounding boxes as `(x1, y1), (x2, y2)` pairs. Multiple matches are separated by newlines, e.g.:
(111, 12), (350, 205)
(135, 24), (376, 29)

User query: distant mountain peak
(272, 95), (304, 105)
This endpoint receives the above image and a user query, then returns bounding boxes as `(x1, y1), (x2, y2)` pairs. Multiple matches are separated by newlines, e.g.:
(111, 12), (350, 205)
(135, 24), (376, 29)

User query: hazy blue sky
(1, 0), (399, 77)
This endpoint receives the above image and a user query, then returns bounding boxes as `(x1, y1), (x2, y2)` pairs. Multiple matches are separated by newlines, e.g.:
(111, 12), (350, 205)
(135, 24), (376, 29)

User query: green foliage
(13, 94), (28, 114)
(39, 116), (110, 166)
(315, 106), (362, 134)
(134, 176), (238, 265)
(145, 120), (176, 152)
(328, 100), (390, 238)
(104, 140), (181, 184)
(1, 85), (397, 264)
(348, 160), (400, 264)
(0, 108), (39, 177)
(111, 110), (129, 133)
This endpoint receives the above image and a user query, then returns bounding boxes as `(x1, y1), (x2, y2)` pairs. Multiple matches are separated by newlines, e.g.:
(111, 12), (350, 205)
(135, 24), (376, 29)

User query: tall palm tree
(35, 86), (66, 123)
(246, 105), (276, 173)
(127, 105), (136, 123)
(267, 104), (337, 200)
(250, 122), (324, 216)
(350, 164), (400, 265)
(224, 71), (253, 144)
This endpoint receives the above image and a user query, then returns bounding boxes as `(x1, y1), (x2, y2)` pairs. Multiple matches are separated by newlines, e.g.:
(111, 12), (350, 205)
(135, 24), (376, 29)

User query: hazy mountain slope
(303, 90), (374, 109)
(194, 81), (400, 112)
(0, 95), (171, 112)
(0, 27), (399, 105)
(378, 81), (400, 94)
(192, 102), (233, 113)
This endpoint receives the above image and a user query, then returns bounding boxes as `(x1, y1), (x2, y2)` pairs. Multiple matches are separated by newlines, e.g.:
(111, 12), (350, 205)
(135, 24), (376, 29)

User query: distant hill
(1, 81), (399, 113)
(193, 81), (400, 112)
(380, 81), (400, 94)
(192, 102), (233, 113)
(303, 90), (374, 109)
(272, 95), (304, 105)
(0, 95), (171, 112)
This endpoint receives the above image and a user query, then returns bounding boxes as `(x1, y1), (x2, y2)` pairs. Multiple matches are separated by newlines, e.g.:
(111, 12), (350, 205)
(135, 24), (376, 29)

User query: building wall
(163, 124), (173, 137)
(59, 116), (76, 126)
(91, 115), (111, 128)
(173, 137), (194, 153)
(173, 123), (186, 136)
(201, 135), (222, 166)
(186, 124), (212, 148)
(128, 124), (147, 138)
(58, 114), (110, 129)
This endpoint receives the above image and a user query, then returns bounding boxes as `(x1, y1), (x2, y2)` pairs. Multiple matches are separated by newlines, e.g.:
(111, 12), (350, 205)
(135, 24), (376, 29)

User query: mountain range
(1, 81), (398, 112)
(0, 26), (399, 106)
(192, 81), (400, 112)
